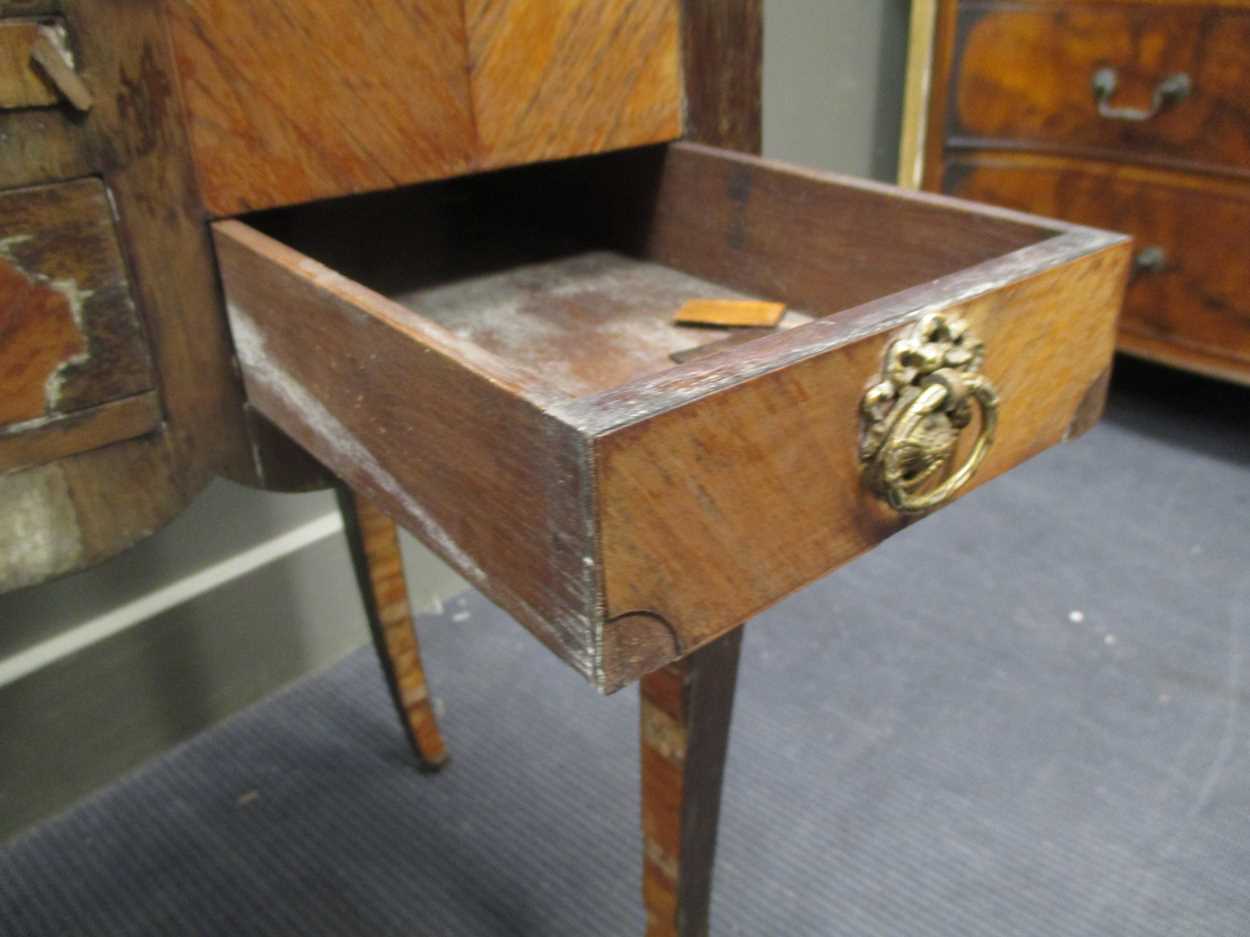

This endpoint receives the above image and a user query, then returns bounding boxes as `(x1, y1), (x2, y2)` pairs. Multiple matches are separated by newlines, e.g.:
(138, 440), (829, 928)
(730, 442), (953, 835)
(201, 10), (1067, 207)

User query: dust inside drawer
(217, 142), (1130, 691)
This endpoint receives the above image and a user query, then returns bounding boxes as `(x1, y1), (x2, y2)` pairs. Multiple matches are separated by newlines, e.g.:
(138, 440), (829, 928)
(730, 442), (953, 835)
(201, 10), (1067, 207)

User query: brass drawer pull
(860, 314), (998, 514)
(1091, 67), (1190, 122)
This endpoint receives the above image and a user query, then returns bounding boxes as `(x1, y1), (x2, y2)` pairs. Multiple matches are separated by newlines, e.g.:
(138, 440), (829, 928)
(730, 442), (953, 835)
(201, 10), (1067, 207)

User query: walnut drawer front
(948, 2), (1250, 176)
(216, 143), (1130, 691)
(945, 154), (1250, 382)
(165, 0), (683, 216)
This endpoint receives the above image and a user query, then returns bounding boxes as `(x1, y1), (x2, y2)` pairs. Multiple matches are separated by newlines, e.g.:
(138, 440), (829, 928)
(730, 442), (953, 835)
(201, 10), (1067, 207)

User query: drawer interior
(243, 143), (1055, 401)
(251, 222), (813, 399)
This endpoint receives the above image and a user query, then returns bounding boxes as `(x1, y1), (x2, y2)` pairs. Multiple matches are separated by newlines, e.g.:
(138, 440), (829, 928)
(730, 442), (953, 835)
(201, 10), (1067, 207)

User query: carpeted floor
(2, 358), (1248, 936)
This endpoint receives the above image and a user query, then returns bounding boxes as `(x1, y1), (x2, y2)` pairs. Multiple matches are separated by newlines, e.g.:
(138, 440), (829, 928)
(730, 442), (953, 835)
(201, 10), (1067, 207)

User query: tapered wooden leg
(336, 484), (448, 771)
(640, 627), (744, 937)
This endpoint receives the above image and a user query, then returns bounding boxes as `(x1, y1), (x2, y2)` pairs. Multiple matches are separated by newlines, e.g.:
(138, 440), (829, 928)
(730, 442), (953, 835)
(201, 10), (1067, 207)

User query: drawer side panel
(214, 222), (599, 678)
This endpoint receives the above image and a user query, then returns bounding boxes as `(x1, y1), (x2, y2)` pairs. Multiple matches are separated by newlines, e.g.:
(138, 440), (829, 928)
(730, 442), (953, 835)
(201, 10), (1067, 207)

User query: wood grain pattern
(163, 0), (476, 215)
(0, 20), (59, 107)
(337, 485), (448, 770)
(947, 3), (1250, 178)
(0, 178), (154, 428)
(466, 0), (682, 170)
(679, 0), (761, 152)
(944, 154), (1250, 377)
(640, 628), (742, 937)
(217, 143), (1128, 690)
(0, 392), (161, 474)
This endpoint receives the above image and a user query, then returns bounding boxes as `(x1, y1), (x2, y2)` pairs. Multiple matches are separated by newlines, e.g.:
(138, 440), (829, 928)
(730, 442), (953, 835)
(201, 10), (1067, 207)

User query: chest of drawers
(903, 0), (1250, 384)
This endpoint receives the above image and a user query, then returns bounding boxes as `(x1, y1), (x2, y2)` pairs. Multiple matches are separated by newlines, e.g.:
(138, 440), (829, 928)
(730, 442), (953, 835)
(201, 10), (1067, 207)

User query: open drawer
(214, 142), (1130, 692)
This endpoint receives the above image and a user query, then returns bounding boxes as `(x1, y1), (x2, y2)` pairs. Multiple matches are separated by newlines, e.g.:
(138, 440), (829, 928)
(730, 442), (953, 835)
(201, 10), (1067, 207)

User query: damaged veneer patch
(0, 235), (89, 428)
(0, 180), (156, 431)
(0, 181), (163, 475)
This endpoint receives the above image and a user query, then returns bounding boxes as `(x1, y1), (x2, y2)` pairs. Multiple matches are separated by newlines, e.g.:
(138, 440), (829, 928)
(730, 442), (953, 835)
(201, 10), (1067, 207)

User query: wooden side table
(1, 3), (1130, 932)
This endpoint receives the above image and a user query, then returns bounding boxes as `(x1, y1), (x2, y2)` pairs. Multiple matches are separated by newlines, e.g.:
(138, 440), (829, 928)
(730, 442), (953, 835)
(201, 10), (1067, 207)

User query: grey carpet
(2, 358), (1248, 936)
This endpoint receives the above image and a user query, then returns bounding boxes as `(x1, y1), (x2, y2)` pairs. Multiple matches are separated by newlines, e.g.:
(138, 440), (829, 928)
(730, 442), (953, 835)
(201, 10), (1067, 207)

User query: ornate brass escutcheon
(859, 313), (998, 514)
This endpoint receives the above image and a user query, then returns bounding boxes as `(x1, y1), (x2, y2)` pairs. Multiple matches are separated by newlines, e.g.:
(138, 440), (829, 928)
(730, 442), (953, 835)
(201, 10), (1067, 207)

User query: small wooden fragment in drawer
(944, 154), (1250, 372)
(948, 3), (1250, 176)
(218, 143), (1129, 690)
(0, 178), (158, 469)
(673, 299), (786, 327)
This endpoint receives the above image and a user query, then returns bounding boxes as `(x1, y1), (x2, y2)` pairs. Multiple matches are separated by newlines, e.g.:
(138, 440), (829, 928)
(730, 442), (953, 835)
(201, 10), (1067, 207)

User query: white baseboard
(0, 512), (345, 689)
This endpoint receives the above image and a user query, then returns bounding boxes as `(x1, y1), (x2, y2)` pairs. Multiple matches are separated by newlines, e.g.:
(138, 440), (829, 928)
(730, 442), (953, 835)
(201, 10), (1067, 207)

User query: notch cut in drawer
(215, 142), (1130, 692)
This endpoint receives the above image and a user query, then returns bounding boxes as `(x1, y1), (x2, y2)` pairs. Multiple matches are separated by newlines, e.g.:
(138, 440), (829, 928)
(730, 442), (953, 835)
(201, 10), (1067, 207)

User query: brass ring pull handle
(1091, 67), (1191, 122)
(860, 314), (999, 515)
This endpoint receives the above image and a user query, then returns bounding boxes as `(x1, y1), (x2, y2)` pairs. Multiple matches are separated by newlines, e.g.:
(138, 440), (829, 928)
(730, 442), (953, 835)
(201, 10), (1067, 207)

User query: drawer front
(165, 0), (478, 216)
(465, 0), (682, 170)
(944, 155), (1250, 375)
(166, 0), (684, 215)
(949, 2), (1250, 175)
(217, 143), (1129, 690)
(0, 179), (160, 472)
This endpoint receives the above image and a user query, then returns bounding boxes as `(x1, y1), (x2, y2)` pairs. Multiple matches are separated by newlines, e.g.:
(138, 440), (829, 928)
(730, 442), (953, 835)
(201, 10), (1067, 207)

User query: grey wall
(764, 0), (910, 181)
(0, 1), (912, 840)
(0, 481), (464, 838)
